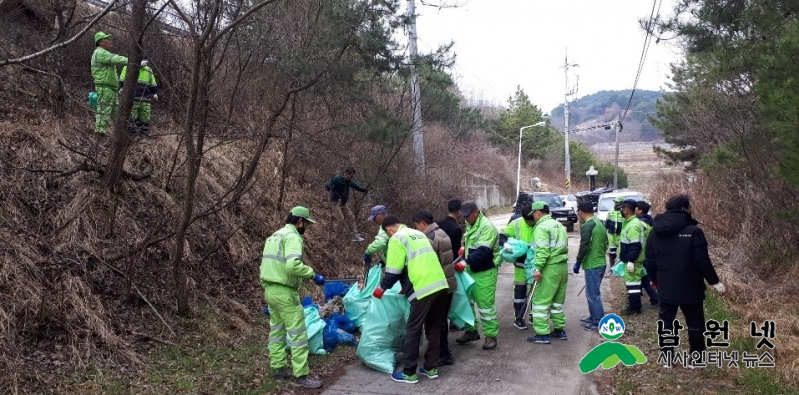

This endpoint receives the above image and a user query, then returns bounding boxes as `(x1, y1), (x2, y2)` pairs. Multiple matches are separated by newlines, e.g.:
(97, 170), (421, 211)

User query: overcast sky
(409, 0), (683, 113)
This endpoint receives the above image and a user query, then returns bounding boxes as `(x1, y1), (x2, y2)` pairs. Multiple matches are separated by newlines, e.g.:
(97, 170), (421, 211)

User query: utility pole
(407, 0), (425, 176)
(562, 53), (578, 192)
(614, 119), (622, 189)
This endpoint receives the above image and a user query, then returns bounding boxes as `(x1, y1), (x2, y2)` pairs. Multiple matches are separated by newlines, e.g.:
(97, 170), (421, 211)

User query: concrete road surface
(324, 213), (608, 395)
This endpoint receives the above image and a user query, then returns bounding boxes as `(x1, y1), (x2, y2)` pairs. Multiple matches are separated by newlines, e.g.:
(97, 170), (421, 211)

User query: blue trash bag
(331, 312), (357, 334)
(301, 296), (315, 308)
(343, 265), (383, 328)
(324, 282), (351, 302)
(323, 318), (340, 351)
(500, 238), (530, 263)
(337, 329), (358, 347)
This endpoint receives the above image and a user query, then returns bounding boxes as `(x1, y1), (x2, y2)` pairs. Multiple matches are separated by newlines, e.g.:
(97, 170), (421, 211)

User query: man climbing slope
(325, 166), (368, 242)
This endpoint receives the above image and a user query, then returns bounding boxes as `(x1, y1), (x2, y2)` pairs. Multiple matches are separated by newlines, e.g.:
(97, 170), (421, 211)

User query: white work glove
(503, 242), (512, 252)
(626, 261), (635, 273)
(152, 94), (159, 101)
(712, 282), (726, 295)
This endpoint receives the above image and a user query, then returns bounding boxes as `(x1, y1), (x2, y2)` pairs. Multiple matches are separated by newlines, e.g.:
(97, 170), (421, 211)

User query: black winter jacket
(644, 210), (720, 304)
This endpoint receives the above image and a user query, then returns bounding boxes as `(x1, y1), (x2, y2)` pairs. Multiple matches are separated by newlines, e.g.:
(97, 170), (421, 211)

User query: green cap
(290, 206), (316, 224)
(614, 196), (625, 203)
(95, 31), (112, 43)
(531, 201), (547, 211)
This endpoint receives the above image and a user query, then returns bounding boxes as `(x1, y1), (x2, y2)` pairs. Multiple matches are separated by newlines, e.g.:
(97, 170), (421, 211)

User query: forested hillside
(550, 89), (662, 143)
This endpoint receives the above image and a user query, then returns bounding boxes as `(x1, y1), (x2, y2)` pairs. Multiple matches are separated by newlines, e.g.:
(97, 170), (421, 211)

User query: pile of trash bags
(342, 265), (477, 374)
(264, 262), (478, 374)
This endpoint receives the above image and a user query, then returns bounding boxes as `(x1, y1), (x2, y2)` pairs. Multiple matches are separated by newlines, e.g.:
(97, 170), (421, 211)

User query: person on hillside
(324, 166), (368, 242)
(91, 32), (128, 135)
(119, 55), (158, 135)
(526, 201), (570, 344)
(363, 205), (389, 266)
(499, 202), (537, 330)
(373, 215), (449, 384)
(573, 201), (608, 331)
(619, 199), (647, 315)
(412, 209), (457, 366)
(454, 201), (501, 350)
(437, 199), (464, 252)
(260, 206), (325, 389)
(605, 196), (625, 270)
(635, 201), (659, 307)
(645, 195), (725, 367)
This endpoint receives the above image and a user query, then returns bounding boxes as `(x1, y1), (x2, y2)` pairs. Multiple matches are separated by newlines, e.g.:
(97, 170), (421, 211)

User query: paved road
(324, 213), (607, 395)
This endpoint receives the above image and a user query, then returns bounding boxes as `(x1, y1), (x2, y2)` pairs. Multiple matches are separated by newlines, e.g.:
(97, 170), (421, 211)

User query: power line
(620, 0), (662, 123)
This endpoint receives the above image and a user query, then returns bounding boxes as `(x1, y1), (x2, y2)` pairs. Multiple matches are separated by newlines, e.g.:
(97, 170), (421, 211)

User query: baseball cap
(577, 201), (594, 213)
(95, 31), (112, 43)
(367, 205), (387, 222)
(531, 201), (548, 211)
(459, 201), (479, 217)
(290, 206), (316, 224)
(614, 196), (625, 203)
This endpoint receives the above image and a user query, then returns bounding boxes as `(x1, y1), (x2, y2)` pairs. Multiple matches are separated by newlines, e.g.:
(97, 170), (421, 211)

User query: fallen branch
(93, 255), (176, 337)
(0, 0), (119, 67)
(130, 331), (178, 347)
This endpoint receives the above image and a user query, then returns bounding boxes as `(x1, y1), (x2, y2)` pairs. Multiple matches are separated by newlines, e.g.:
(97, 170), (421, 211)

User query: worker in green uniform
(454, 201), (501, 350)
(373, 215), (449, 384)
(499, 202), (537, 330)
(619, 199), (647, 315)
(526, 201), (569, 344)
(605, 196), (625, 270)
(363, 204), (389, 265)
(119, 55), (158, 135)
(91, 32), (128, 135)
(260, 206), (325, 389)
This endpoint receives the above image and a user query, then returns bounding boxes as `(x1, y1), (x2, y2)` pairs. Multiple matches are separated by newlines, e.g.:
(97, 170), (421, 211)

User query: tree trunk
(171, 43), (203, 317)
(103, 0), (146, 191)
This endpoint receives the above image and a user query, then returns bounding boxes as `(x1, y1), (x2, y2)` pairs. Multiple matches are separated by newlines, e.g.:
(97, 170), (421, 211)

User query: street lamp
(517, 121), (547, 198)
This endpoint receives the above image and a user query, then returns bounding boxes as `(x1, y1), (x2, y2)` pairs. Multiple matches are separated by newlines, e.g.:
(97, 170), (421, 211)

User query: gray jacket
(424, 223), (457, 293)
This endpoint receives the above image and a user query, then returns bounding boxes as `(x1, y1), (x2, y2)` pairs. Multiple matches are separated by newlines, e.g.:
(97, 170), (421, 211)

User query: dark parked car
(513, 191), (578, 232)
(574, 187), (616, 211)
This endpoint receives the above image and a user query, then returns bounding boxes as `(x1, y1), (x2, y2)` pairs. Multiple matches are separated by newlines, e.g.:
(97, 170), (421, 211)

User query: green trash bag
(448, 270), (476, 329)
(88, 91), (98, 112)
(342, 265), (382, 329)
(610, 262), (647, 278)
(304, 306), (327, 355)
(500, 238), (529, 263)
(355, 282), (409, 374)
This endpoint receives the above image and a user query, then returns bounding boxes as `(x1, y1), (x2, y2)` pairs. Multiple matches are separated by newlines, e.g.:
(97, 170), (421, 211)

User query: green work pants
(464, 266), (499, 338)
(95, 86), (118, 134)
(131, 100), (152, 122)
(531, 263), (568, 335)
(265, 284), (310, 378)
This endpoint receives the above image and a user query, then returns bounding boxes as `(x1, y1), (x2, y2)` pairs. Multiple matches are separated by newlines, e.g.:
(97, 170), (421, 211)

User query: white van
(596, 190), (647, 222)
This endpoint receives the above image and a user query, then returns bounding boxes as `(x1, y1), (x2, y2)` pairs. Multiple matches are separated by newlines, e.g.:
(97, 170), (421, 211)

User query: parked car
(596, 190), (647, 222)
(513, 191), (578, 232)
(575, 187), (616, 212)
(560, 194), (578, 212)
